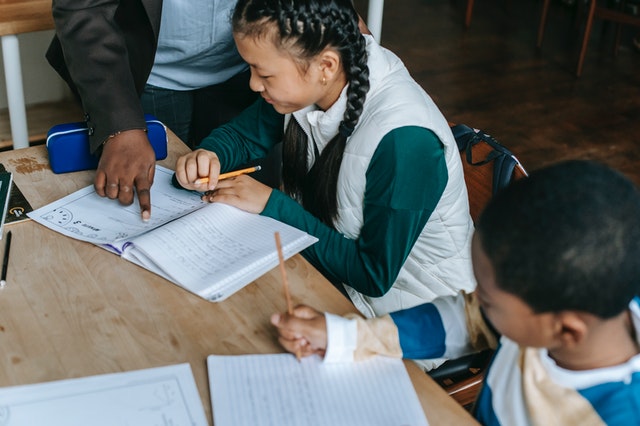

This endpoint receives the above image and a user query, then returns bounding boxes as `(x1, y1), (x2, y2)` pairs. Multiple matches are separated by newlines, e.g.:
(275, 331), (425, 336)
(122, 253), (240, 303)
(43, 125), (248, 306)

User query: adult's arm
(49, 0), (159, 149)
(262, 126), (447, 297)
(49, 0), (160, 214)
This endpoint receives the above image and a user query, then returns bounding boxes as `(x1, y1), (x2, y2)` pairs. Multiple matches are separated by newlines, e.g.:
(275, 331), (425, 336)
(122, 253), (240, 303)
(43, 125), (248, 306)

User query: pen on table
(274, 231), (301, 362)
(1, 231), (12, 288)
(194, 165), (261, 185)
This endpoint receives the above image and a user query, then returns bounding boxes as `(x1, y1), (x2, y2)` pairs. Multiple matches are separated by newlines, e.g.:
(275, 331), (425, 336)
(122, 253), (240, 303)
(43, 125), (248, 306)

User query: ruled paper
(207, 353), (429, 426)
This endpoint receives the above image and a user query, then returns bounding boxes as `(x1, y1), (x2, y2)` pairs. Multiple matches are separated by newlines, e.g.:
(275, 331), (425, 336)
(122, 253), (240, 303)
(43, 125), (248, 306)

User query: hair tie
(338, 123), (354, 138)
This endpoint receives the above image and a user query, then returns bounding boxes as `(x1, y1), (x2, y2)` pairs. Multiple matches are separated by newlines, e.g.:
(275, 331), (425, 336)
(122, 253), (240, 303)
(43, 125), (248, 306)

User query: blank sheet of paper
(0, 363), (207, 426)
(208, 353), (429, 426)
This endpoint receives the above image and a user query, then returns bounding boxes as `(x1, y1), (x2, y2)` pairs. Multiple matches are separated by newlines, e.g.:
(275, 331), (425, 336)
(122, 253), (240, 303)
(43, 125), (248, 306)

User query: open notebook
(28, 165), (317, 301)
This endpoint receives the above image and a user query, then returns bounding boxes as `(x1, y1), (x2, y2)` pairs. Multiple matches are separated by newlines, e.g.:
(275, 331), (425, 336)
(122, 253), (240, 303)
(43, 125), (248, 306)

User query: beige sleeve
(345, 313), (403, 361)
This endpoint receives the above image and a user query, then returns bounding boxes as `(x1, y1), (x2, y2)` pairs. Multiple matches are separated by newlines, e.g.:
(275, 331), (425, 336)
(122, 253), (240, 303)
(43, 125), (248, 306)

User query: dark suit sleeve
(47, 0), (160, 152)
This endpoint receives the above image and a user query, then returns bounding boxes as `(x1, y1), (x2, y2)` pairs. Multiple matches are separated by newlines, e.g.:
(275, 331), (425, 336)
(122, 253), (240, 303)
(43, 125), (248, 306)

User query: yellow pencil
(194, 165), (261, 185)
(274, 232), (301, 362)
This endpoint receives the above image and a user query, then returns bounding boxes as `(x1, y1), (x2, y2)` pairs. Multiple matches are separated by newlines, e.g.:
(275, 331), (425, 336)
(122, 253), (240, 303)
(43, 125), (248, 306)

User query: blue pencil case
(46, 114), (168, 174)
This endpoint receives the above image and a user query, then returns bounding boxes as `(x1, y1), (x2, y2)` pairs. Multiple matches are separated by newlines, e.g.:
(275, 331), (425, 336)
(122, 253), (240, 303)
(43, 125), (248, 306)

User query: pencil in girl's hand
(274, 231), (301, 362)
(194, 165), (261, 185)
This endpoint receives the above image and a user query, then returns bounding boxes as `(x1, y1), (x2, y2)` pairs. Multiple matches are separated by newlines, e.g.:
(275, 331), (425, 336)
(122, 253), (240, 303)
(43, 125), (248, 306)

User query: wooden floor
(355, 0), (640, 184)
(1, 0), (638, 183)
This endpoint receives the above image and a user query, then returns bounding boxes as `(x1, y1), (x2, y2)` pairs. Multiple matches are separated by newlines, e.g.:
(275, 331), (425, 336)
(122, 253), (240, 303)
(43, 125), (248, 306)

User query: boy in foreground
(272, 160), (640, 425)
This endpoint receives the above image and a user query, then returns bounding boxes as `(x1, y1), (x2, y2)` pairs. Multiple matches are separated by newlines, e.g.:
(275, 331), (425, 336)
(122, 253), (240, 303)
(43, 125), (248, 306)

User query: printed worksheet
(208, 353), (429, 426)
(0, 363), (207, 426)
(28, 165), (206, 246)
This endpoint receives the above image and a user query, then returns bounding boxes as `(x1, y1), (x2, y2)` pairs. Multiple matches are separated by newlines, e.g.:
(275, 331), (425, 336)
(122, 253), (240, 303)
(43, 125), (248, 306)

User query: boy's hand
(175, 149), (221, 192)
(271, 305), (328, 358)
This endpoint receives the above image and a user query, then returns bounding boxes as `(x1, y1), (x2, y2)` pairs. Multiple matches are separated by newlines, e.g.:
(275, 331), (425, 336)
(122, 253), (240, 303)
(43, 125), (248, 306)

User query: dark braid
(233, 0), (370, 226)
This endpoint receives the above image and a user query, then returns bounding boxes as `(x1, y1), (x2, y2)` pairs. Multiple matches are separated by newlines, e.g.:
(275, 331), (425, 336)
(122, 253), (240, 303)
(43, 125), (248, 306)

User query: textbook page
(207, 353), (429, 426)
(27, 165), (206, 246)
(123, 202), (318, 301)
(0, 363), (207, 426)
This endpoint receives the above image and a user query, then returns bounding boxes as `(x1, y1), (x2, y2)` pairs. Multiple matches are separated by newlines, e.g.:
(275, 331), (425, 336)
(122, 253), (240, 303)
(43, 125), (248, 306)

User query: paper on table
(0, 363), (208, 426)
(207, 353), (429, 426)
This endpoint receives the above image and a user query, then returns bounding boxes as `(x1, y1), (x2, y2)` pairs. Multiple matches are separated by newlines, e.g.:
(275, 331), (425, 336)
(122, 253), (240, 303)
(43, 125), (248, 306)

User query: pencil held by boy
(272, 160), (640, 425)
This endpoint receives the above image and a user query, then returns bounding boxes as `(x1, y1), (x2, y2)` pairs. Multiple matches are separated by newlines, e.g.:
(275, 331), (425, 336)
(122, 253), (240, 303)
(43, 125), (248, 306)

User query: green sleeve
(196, 98), (284, 172)
(261, 126), (448, 297)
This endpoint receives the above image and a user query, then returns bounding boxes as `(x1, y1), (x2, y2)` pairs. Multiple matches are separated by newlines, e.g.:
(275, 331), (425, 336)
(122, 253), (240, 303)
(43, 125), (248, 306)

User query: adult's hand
(94, 129), (156, 221)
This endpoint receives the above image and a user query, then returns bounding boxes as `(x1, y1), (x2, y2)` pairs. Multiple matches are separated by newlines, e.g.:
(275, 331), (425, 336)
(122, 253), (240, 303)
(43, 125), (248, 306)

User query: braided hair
(233, 0), (370, 226)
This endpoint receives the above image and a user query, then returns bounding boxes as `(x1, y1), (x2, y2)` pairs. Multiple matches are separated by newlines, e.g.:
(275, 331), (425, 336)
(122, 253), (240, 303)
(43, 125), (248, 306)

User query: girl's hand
(175, 149), (221, 192)
(204, 175), (272, 214)
(271, 305), (328, 358)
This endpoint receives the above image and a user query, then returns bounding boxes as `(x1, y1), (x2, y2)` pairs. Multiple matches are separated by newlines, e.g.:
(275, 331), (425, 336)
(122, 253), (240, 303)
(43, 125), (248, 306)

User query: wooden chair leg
(537, 0), (552, 47)
(613, 0), (628, 57)
(577, 0), (597, 77)
(466, 0), (475, 28)
(614, 23), (622, 56)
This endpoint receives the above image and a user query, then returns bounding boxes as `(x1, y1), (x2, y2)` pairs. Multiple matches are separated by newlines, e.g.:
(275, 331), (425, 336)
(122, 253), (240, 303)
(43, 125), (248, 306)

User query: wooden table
(0, 0), (54, 149)
(0, 133), (477, 425)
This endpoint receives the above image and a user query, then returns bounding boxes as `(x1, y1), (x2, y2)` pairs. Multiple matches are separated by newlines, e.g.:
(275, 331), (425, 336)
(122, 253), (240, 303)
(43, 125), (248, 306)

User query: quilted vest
(290, 36), (475, 318)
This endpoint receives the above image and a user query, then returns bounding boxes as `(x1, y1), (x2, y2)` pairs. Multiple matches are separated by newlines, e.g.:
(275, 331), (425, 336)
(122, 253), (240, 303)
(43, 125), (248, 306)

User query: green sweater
(198, 99), (448, 297)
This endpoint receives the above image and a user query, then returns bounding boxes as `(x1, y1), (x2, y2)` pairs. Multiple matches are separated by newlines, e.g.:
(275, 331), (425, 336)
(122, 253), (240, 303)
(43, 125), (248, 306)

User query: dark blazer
(46, 0), (163, 152)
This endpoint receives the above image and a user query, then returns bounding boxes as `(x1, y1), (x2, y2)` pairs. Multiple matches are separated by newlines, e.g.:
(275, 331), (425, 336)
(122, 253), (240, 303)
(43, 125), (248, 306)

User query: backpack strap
(451, 124), (518, 195)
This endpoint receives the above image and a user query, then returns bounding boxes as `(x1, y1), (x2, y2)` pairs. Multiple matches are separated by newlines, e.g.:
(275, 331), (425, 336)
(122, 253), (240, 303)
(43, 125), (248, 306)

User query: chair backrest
(451, 124), (528, 222)
(429, 124), (528, 410)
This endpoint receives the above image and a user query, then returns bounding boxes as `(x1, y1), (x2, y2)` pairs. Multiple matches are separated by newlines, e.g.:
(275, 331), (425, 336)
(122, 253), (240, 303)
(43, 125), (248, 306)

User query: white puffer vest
(289, 35), (475, 318)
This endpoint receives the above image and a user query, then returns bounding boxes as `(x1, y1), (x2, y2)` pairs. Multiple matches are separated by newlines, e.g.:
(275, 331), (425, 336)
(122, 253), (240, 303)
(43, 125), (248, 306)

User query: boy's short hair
(476, 160), (640, 318)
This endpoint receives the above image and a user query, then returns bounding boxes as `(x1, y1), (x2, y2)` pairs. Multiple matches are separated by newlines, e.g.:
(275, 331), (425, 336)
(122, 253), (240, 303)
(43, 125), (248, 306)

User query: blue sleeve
(390, 303), (447, 359)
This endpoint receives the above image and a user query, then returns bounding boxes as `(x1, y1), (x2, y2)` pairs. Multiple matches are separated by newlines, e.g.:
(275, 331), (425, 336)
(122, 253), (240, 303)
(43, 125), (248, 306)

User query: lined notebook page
(207, 354), (429, 426)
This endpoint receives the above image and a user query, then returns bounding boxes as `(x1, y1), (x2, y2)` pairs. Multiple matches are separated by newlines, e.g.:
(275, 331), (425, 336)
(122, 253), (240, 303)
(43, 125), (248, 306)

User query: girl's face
(234, 33), (341, 113)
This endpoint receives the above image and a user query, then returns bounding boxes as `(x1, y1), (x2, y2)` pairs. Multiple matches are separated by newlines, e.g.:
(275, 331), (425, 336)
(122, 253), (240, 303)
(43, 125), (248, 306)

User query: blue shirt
(147, 0), (248, 90)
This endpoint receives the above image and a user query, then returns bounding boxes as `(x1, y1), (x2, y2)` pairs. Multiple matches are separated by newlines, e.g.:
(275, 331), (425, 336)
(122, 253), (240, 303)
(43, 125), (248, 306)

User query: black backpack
(451, 123), (525, 196)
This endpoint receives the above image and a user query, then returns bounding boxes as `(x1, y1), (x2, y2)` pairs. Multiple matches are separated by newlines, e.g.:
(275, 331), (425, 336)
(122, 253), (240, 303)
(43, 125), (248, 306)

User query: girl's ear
(554, 312), (588, 348)
(317, 49), (342, 83)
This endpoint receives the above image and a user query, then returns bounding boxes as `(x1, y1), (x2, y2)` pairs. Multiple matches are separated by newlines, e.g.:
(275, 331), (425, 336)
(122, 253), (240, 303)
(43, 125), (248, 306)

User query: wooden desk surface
(0, 134), (477, 425)
(0, 0), (53, 36)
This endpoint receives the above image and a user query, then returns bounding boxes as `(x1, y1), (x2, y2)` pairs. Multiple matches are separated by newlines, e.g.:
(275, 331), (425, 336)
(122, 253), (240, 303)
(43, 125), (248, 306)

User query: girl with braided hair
(175, 0), (475, 357)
